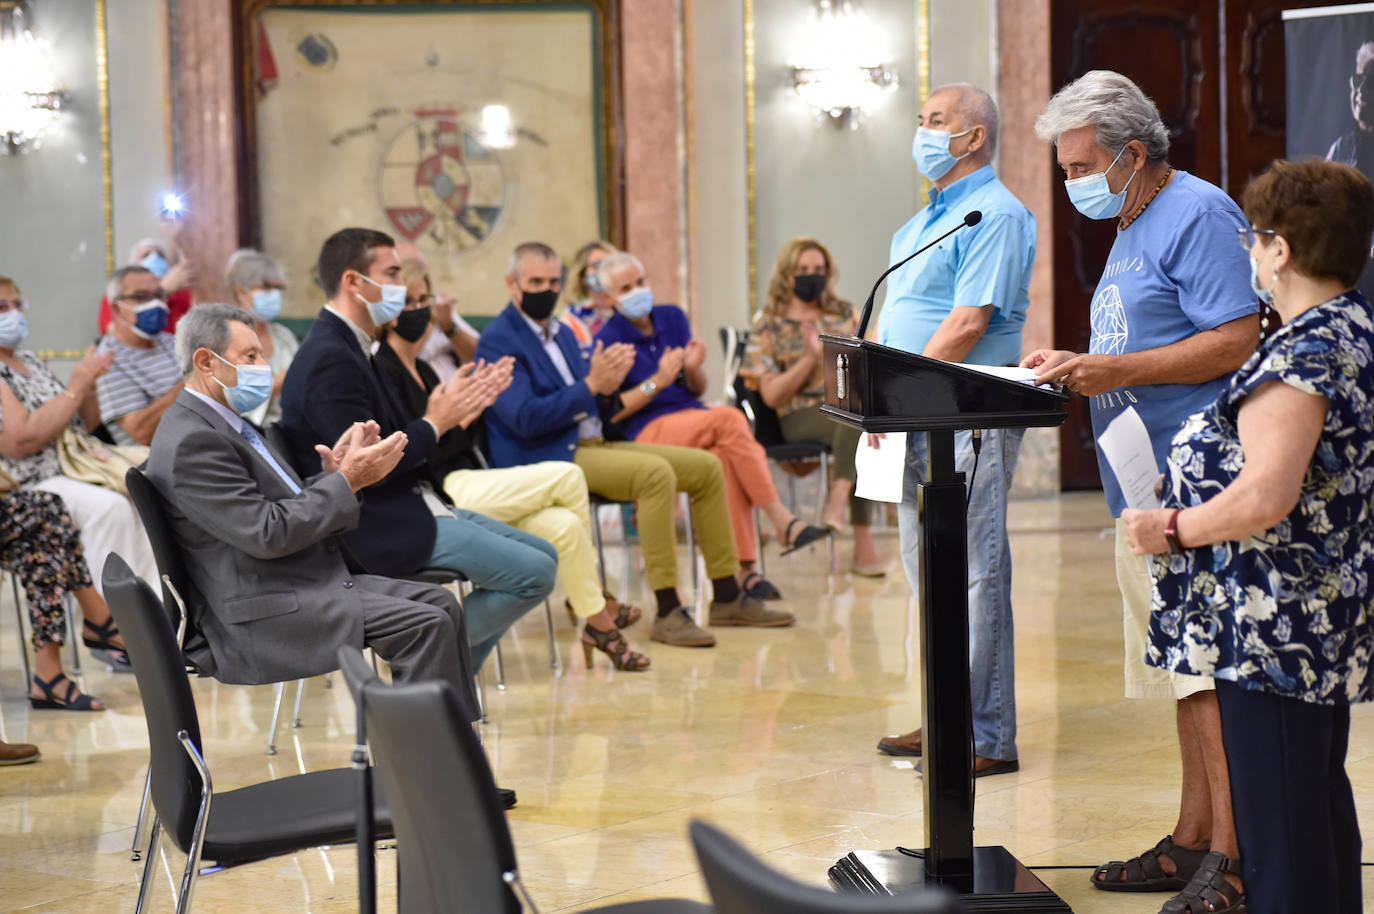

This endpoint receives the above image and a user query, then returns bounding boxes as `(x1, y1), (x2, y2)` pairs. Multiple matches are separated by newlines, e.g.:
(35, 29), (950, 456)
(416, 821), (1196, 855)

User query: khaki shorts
(1116, 517), (1213, 700)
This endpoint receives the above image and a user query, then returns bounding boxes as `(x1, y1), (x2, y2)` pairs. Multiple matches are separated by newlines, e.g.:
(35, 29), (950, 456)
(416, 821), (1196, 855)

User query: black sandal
(83, 618), (133, 672)
(779, 518), (830, 556)
(30, 673), (104, 712)
(1092, 835), (1209, 893)
(580, 624), (651, 671)
(741, 572), (782, 601)
(1160, 851), (1245, 913)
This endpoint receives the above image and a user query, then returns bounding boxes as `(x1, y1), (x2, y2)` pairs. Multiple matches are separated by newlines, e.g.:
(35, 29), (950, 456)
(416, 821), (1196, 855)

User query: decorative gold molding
(33, 349), (87, 361)
(743, 0), (756, 316)
(95, 0), (112, 275)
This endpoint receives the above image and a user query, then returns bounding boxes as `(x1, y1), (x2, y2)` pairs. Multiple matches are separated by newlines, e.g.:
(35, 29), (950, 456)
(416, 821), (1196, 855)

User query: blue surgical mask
(1064, 145), (1136, 220)
(1249, 256), (1275, 306)
(0, 310), (27, 349)
(251, 288), (283, 322)
(355, 273), (407, 326)
(912, 126), (972, 181)
(124, 299), (169, 339)
(140, 251), (170, 277)
(212, 351), (274, 415)
(618, 287), (654, 320)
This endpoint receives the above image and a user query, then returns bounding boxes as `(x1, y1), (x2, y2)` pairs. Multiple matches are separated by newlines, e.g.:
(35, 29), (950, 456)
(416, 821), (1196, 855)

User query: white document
(854, 432), (907, 503)
(953, 362), (1053, 388)
(1097, 407), (1162, 510)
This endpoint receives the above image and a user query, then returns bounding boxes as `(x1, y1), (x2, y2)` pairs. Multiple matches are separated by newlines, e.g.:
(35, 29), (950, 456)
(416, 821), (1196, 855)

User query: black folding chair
(338, 645), (712, 914)
(102, 554), (394, 914)
(690, 820), (963, 914)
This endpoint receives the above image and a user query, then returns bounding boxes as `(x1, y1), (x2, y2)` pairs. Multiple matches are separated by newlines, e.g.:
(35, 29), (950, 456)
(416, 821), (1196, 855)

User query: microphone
(853, 210), (982, 340)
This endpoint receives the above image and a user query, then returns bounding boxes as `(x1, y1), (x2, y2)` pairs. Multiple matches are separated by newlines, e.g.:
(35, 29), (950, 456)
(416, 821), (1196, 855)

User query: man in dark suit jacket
(146, 303), (478, 709)
(477, 242), (793, 647)
(280, 228), (556, 669)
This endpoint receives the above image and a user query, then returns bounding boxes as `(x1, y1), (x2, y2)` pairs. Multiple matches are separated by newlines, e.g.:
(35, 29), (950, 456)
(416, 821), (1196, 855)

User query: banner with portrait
(1284, 2), (1374, 298)
(243, 2), (618, 319)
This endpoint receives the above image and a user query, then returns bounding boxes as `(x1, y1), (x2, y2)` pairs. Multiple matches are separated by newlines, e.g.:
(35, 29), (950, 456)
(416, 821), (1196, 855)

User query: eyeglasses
(1236, 227), (1279, 250)
(119, 290), (165, 305)
(0, 298), (25, 314)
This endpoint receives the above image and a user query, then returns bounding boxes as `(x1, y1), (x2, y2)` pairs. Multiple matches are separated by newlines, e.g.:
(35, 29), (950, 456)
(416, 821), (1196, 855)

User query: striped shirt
(97, 332), (181, 445)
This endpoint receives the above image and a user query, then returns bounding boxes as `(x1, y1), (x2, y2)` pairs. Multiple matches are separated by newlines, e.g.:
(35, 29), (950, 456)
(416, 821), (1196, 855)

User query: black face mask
(393, 305), (432, 343)
(518, 288), (560, 321)
(793, 273), (826, 303)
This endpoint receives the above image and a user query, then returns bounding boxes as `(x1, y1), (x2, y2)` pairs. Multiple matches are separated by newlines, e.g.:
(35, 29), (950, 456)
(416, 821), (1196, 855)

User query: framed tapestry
(236, 0), (623, 319)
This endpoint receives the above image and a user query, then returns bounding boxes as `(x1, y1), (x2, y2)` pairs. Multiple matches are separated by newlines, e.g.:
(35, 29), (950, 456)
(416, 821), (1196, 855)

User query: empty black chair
(337, 646), (711, 914)
(102, 554), (394, 914)
(690, 820), (963, 914)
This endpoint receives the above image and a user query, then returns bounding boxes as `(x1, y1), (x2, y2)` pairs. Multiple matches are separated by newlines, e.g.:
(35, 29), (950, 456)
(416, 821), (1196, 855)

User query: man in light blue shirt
(875, 84), (1036, 777)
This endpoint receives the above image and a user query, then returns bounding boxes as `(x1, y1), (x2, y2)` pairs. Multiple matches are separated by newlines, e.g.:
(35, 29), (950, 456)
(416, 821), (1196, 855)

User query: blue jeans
(429, 509), (558, 669)
(898, 428), (1023, 761)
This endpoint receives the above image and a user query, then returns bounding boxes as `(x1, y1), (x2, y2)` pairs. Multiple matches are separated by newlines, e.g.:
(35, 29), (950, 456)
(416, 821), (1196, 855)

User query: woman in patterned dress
(1, 488), (117, 710)
(1124, 159), (1374, 914)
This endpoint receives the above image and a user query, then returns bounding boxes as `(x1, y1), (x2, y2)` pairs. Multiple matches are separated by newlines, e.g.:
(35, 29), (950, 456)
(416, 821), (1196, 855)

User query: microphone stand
(854, 210), (983, 340)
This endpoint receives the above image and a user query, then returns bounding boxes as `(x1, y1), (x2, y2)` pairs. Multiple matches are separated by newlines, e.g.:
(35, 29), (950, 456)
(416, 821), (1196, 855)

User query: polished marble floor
(2, 492), (1373, 912)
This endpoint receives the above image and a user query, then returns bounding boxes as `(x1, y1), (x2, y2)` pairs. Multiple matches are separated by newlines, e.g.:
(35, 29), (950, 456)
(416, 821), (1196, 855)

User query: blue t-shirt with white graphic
(1088, 171), (1257, 516)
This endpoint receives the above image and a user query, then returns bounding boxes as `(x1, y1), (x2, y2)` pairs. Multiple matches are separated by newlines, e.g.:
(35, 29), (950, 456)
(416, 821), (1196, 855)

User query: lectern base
(829, 846), (1074, 912)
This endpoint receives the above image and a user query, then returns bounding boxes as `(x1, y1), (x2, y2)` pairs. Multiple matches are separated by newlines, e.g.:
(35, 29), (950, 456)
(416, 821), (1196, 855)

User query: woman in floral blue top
(1123, 160), (1374, 914)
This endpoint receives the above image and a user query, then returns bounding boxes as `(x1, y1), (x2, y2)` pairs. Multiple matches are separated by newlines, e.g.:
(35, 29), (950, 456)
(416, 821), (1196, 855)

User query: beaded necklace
(1119, 166), (1175, 231)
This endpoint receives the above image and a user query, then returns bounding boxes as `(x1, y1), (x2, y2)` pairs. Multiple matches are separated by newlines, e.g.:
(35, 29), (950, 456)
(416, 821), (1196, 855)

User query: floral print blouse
(1146, 292), (1374, 704)
(0, 350), (76, 486)
(743, 301), (857, 417)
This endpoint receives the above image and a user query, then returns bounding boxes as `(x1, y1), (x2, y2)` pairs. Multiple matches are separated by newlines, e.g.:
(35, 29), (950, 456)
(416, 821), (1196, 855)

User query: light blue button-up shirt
(878, 164), (1036, 366)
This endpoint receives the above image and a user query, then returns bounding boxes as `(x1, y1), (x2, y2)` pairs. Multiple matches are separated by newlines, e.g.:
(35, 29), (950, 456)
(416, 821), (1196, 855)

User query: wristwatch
(639, 379), (658, 397)
(1163, 509), (1184, 554)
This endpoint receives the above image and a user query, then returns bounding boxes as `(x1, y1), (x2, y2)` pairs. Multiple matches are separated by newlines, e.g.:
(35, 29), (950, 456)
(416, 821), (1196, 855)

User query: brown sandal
(1160, 851), (1245, 913)
(1092, 835), (1209, 892)
(580, 624), (651, 671)
(566, 593), (643, 629)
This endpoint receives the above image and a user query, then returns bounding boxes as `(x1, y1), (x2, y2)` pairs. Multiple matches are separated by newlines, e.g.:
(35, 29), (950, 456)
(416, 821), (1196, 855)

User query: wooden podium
(820, 335), (1073, 913)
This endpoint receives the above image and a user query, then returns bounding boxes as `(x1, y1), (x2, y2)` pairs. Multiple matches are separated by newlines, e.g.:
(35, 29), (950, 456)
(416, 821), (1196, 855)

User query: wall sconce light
(0, 1), (66, 154)
(790, 0), (898, 130)
(478, 104), (516, 150)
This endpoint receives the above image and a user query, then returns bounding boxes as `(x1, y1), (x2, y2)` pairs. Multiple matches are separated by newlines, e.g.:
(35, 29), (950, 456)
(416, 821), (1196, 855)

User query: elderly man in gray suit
(146, 302), (478, 712)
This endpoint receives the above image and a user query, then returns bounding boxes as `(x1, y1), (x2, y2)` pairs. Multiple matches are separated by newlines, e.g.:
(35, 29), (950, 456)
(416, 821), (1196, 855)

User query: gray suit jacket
(146, 390), (395, 683)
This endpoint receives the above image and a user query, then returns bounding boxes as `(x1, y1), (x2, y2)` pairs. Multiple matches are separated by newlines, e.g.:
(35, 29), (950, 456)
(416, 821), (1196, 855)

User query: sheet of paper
(1096, 407), (1162, 510)
(952, 362), (1053, 388)
(854, 432), (906, 503)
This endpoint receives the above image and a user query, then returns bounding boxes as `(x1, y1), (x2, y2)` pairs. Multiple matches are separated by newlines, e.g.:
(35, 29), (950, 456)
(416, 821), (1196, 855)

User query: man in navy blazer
(280, 228), (556, 669)
(477, 242), (793, 646)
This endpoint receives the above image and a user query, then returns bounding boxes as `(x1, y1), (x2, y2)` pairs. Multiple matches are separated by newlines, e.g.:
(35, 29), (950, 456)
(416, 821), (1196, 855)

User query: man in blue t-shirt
(874, 83), (1036, 779)
(1027, 70), (1259, 905)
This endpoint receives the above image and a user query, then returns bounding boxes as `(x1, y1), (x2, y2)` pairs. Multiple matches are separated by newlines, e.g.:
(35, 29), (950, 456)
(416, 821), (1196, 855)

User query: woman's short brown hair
(1241, 159), (1374, 288)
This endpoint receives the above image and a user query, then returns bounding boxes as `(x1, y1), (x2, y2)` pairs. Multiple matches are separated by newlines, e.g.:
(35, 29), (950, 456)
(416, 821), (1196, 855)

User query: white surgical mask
(1064, 145), (1136, 220)
(0, 310), (27, 349)
(354, 273), (407, 326)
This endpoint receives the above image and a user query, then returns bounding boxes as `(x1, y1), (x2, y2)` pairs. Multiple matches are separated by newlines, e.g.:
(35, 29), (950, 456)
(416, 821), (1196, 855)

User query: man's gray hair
(1358, 41), (1374, 73)
(175, 302), (256, 376)
(935, 83), (1000, 157)
(594, 251), (645, 289)
(1034, 70), (1170, 162)
(506, 241), (559, 279)
(224, 248), (285, 294)
(106, 265), (154, 304)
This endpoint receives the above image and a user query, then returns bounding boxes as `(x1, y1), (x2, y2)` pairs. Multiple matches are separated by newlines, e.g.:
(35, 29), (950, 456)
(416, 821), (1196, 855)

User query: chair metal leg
(267, 681), (286, 755)
(134, 816), (162, 914)
(786, 473), (798, 514)
(66, 595), (81, 674)
(176, 731), (213, 914)
(131, 765), (152, 860)
(543, 599), (559, 671)
(11, 575), (31, 688)
(323, 671), (332, 688)
(682, 493), (699, 595)
(591, 505), (608, 591)
(291, 677), (306, 728)
(754, 508), (766, 577)
(820, 451), (836, 572)
(475, 667), (488, 722)
(493, 640), (506, 691)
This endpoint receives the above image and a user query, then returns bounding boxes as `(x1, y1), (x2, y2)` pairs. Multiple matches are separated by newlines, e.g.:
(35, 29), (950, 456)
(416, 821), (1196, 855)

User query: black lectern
(820, 335), (1072, 913)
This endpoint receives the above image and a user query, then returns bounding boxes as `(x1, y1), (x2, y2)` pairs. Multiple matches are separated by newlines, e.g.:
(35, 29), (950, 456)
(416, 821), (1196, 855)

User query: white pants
(31, 475), (159, 596)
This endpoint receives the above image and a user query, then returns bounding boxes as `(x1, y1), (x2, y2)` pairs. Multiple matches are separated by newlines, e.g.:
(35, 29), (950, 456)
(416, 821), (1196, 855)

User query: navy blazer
(279, 309), (445, 577)
(476, 303), (599, 467)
